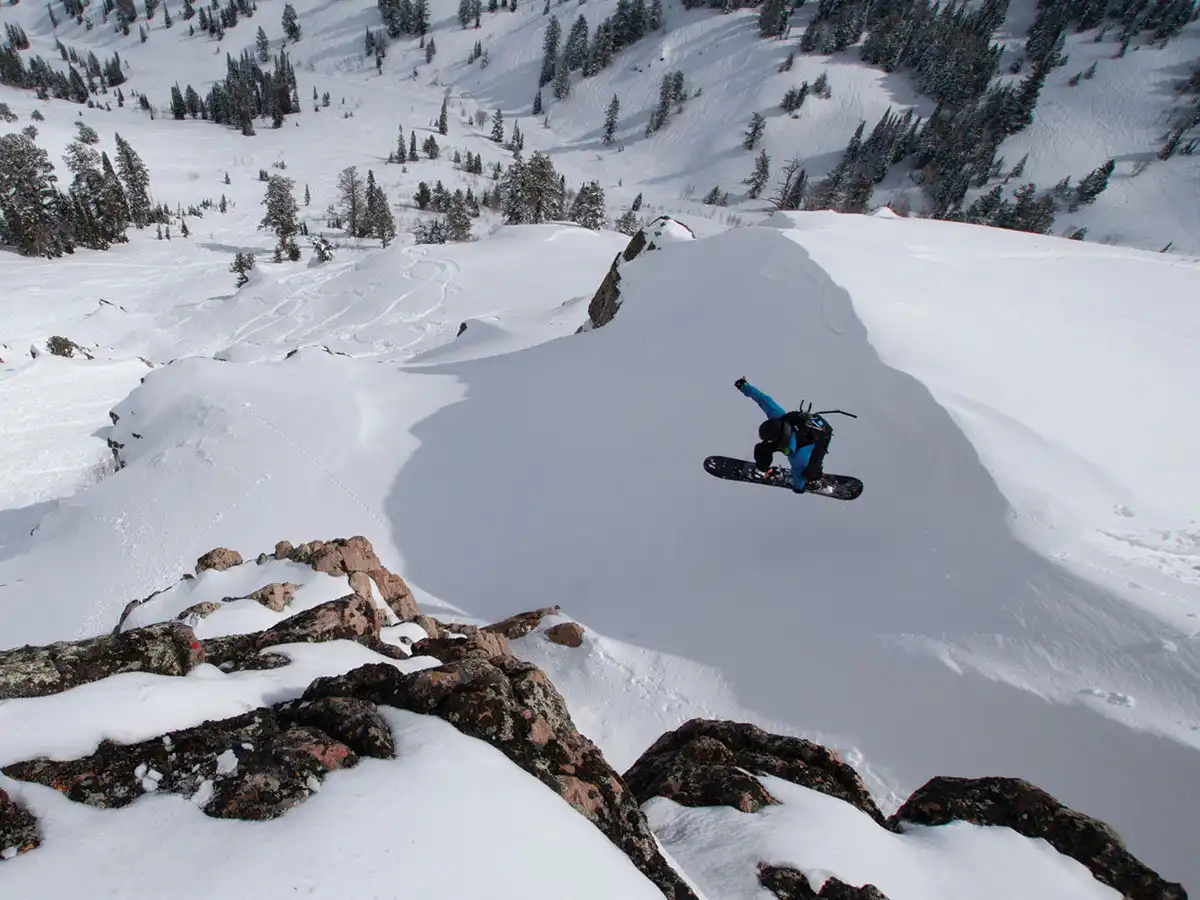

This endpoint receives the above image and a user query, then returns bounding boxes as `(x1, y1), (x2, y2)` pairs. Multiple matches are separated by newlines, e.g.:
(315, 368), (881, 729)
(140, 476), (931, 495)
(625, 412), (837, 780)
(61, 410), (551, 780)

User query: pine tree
(423, 134), (440, 158)
(564, 14), (589, 70)
(304, 183), (311, 205)
(260, 174), (299, 248)
(409, 131), (419, 162)
(281, 3), (300, 41)
(540, 14), (561, 86)
(568, 179), (605, 229)
(447, 190), (473, 240)
(500, 154), (527, 223)
(438, 96), (448, 134)
(256, 25), (270, 62)
(744, 148), (770, 198)
(491, 108), (505, 142)
(603, 93), (620, 144)
(414, 181), (432, 209)
(649, 0), (662, 29)
(614, 208), (638, 234)
(230, 251), (255, 287)
(1071, 158), (1114, 210)
(743, 111), (765, 150)
(533, 88), (543, 116)
(114, 133), (152, 228)
(10, 160), (75, 255)
(364, 170), (397, 247)
(336, 165), (366, 236)
(553, 55), (570, 100)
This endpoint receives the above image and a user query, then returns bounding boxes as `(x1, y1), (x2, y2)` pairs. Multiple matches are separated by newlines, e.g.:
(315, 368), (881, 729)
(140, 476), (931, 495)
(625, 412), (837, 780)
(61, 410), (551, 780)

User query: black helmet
(757, 416), (791, 448)
(753, 441), (774, 472)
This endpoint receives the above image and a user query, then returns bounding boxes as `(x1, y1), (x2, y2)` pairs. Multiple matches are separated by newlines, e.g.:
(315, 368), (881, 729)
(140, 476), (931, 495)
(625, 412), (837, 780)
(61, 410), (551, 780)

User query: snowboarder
(735, 377), (832, 493)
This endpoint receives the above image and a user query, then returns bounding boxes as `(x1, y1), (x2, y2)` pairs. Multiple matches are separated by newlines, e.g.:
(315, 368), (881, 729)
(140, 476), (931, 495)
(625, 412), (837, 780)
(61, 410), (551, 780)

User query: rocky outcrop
(282, 537), (418, 622)
(0, 787), (40, 860)
(196, 547), (243, 574)
(758, 865), (889, 900)
(483, 606), (562, 640)
(891, 776), (1187, 900)
(412, 629), (511, 663)
(624, 719), (885, 824)
(303, 657), (697, 900)
(0, 622), (204, 700)
(578, 215), (696, 332)
(248, 582), (300, 612)
(200, 593), (384, 672)
(2, 696), (393, 820)
(545, 622), (585, 647)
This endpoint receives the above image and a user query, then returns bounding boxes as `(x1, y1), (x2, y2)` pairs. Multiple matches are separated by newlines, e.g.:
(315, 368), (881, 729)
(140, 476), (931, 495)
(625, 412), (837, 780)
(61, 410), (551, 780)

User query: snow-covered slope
(3, 214), (1197, 892)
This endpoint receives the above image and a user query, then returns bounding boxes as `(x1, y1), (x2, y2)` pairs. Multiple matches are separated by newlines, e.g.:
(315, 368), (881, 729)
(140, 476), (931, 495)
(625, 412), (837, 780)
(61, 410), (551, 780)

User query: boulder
(578, 216), (696, 332)
(623, 719), (885, 824)
(413, 630), (511, 663)
(285, 536), (418, 621)
(0, 787), (39, 861)
(891, 776), (1186, 900)
(0, 622), (204, 700)
(303, 658), (697, 900)
(483, 606), (562, 640)
(248, 582), (300, 612)
(758, 865), (889, 900)
(195, 547), (244, 574)
(1, 696), (391, 820)
(545, 622), (585, 648)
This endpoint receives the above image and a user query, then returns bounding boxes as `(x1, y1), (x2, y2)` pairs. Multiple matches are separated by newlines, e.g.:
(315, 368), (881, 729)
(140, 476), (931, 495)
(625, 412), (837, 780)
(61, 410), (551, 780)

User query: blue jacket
(739, 381), (814, 489)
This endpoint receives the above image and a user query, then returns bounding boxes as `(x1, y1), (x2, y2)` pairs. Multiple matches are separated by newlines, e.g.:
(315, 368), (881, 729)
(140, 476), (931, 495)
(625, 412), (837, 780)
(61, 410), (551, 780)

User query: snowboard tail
(703, 455), (863, 501)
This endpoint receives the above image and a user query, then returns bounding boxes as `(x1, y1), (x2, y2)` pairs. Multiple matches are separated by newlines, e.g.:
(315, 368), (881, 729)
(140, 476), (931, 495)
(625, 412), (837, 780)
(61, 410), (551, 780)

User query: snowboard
(703, 455), (863, 501)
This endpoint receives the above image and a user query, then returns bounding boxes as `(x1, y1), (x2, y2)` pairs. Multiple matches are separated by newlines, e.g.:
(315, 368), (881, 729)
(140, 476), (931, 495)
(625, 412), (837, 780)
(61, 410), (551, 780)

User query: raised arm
(736, 378), (786, 419)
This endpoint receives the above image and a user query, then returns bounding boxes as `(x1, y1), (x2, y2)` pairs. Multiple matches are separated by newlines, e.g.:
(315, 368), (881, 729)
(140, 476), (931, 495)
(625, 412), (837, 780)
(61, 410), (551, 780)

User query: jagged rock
(176, 601), (223, 622)
(196, 547), (244, 574)
(200, 594), (382, 671)
(286, 537), (418, 621)
(248, 582), (300, 612)
(624, 720), (885, 824)
(483, 606), (561, 640)
(0, 622), (204, 701)
(274, 540), (294, 559)
(578, 216), (696, 332)
(411, 615), (442, 639)
(302, 658), (697, 900)
(413, 630), (511, 663)
(3, 705), (363, 821)
(545, 622), (585, 647)
(891, 776), (1186, 900)
(758, 865), (890, 900)
(45, 335), (94, 359)
(0, 787), (39, 861)
(276, 696), (395, 759)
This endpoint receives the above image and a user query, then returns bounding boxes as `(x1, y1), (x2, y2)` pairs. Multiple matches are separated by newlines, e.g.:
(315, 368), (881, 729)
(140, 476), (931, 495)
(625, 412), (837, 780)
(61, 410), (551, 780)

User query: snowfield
(3, 0), (1200, 893)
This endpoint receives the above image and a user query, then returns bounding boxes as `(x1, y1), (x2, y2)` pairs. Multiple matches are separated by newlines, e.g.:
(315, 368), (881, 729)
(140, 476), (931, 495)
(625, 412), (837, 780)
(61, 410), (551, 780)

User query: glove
(734, 377), (747, 391)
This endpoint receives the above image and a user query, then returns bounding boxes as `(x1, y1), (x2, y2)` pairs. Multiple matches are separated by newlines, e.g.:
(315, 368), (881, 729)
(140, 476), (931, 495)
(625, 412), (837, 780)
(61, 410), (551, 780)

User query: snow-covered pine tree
(281, 3), (300, 41)
(423, 134), (440, 158)
(743, 111), (765, 150)
(438, 96), (448, 134)
(744, 148), (770, 198)
(553, 55), (570, 100)
(540, 15), (561, 86)
(564, 14), (589, 70)
(409, 131), (419, 162)
(260, 174), (299, 250)
(603, 94), (620, 144)
(568, 180), (605, 229)
(533, 88), (543, 115)
(114, 132), (152, 228)
(491, 108), (505, 142)
(446, 190), (473, 240)
(256, 25), (269, 61)
(364, 170), (396, 247)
